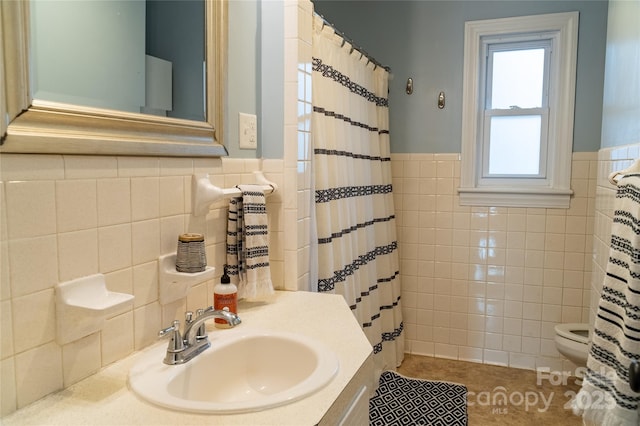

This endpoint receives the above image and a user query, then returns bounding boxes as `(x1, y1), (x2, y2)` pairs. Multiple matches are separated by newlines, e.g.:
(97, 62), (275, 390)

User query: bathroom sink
(128, 328), (339, 414)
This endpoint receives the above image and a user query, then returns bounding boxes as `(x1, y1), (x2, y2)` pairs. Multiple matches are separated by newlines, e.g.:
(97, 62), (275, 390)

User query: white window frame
(458, 12), (579, 208)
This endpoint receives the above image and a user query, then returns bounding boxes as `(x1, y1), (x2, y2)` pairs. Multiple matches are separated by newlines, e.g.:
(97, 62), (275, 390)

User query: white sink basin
(128, 328), (339, 414)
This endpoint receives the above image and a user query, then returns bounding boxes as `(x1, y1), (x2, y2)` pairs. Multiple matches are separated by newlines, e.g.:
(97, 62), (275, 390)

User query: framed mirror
(0, 0), (227, 157)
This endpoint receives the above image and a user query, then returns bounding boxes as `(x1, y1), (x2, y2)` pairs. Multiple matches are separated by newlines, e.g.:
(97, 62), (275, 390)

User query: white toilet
(554, 323), (590, 367)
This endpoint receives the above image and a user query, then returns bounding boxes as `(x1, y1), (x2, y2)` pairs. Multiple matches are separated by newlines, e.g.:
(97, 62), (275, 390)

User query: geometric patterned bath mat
(369, 370), (468, 426)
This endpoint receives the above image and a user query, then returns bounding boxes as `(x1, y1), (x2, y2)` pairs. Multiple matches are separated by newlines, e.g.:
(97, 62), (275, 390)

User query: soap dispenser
(213, 265), (238, 328)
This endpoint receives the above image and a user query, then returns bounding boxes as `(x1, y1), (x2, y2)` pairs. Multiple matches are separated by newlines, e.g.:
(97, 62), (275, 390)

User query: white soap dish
(56, 273), (134, 345)
(158, 253), (215, 305)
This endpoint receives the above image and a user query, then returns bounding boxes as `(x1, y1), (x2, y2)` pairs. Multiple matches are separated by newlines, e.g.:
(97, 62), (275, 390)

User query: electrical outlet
(238, 112), (257, 150)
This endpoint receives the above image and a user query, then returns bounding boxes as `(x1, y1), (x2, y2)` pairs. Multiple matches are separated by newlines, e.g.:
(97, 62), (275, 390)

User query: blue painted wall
(227, 0), (284, 159)
(227, 0), (259, 158)
(313, 1), (609, 153)
(259, 0), (285, 159)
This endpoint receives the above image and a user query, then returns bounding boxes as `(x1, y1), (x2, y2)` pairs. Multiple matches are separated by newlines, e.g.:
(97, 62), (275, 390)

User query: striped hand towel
(226, 184), (274, 300)
(573, 174), (640, 425)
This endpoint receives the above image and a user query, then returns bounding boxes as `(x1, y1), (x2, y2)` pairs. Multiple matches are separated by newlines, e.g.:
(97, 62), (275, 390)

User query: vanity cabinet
(320, 355), (374, 425)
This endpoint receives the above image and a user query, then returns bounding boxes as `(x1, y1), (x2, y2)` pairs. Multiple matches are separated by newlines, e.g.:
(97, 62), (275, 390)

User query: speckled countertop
(2, 291), (373, 425)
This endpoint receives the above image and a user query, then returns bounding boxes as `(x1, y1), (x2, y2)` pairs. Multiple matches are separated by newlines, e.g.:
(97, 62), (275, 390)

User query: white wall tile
(270, 260), (284, 288)
(117, 157), (159, 177)
(58, 229), (99, 281)
(483, 349), (508, 366)
(0, 185), (7, 275)
(131, 220), (160, 265)
(4, 181), (57, 239)
(186, 281), (210, 313)
(1, 154), (65, 181)
(131, 178), (159, 221)
(503, 335), (522, 352)
(132, 261), (159, 308)
(64, 156), (117, 179)
(101, 312), (134, 366)
(193, 157), (223, 175)
(55, 180), (97, 232)
(1, 300), (14, 359)
(159, 158), (193, 176)
(14, 342), (62, 408)
(97, 178), (131, 226)
(509, 353), (535, 370)
(98, 224), (132, 273)
(159, 176), (185, 216)
(8, 236), (58, 297)
(11, 289), (56, 353)
(160, 215), (186, 256)
(0, 357), (16, 416)
(434, 343), (458, 359)
(134, 302), (161, 350)
(62, 333), (101, 387)
(459, 346), (483, 363)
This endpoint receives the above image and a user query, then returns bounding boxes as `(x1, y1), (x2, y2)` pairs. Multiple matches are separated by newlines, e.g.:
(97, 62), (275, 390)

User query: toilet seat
(555, 323), (589, 344)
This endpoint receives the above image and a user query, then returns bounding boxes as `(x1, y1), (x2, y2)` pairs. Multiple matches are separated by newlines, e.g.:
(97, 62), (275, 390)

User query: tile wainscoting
(393, 152), (597, 372)
(0, 155), (285, 415)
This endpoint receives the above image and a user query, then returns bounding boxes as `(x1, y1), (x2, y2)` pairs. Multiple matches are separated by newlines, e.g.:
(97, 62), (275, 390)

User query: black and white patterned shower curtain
(311, 15), (404, 374)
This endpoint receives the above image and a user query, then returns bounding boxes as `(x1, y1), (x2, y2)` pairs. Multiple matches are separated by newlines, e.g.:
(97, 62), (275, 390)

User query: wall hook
(438, 91), (445, 109)
(405, 78), (413, 95)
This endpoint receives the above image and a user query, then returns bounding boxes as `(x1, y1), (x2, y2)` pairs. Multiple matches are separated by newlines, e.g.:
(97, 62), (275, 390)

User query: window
(484, 42), (549, 178)
(458, 12), (579, 208)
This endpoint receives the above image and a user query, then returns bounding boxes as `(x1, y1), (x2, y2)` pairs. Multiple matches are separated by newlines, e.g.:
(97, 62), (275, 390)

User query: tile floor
(397, 354), (582, 425)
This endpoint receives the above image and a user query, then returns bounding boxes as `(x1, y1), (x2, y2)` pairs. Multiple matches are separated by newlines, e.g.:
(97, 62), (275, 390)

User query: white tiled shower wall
(284, 0), (314, 292)
(393, 152), (598, 372)
(0, 155), (285, 415)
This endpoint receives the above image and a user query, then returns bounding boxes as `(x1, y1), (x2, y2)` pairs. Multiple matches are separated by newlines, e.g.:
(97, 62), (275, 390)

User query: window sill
(457, 187), (573, 208)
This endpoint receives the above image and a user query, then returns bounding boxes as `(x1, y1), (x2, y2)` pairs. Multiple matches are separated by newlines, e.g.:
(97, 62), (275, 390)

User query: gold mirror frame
(0, 0), (227, 157)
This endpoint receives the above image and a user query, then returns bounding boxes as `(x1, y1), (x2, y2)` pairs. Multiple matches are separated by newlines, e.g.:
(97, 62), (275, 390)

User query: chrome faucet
(158, 307), (241, 365)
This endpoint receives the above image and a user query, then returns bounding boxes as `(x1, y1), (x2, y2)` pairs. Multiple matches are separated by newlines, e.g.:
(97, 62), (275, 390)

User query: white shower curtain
(311, 16), (404, 374)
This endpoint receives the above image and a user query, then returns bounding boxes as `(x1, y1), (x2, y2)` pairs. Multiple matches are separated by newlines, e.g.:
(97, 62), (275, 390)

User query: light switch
(238, 112), (257, 150)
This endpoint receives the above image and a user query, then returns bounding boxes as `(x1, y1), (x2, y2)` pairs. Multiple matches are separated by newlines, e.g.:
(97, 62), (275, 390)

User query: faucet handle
(185, 311), (194, 324)
(158, 320), (180, 337)
(159, 320), (185, 365)
(195, 309), (206, 340)
(158, 320), (185, 352)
